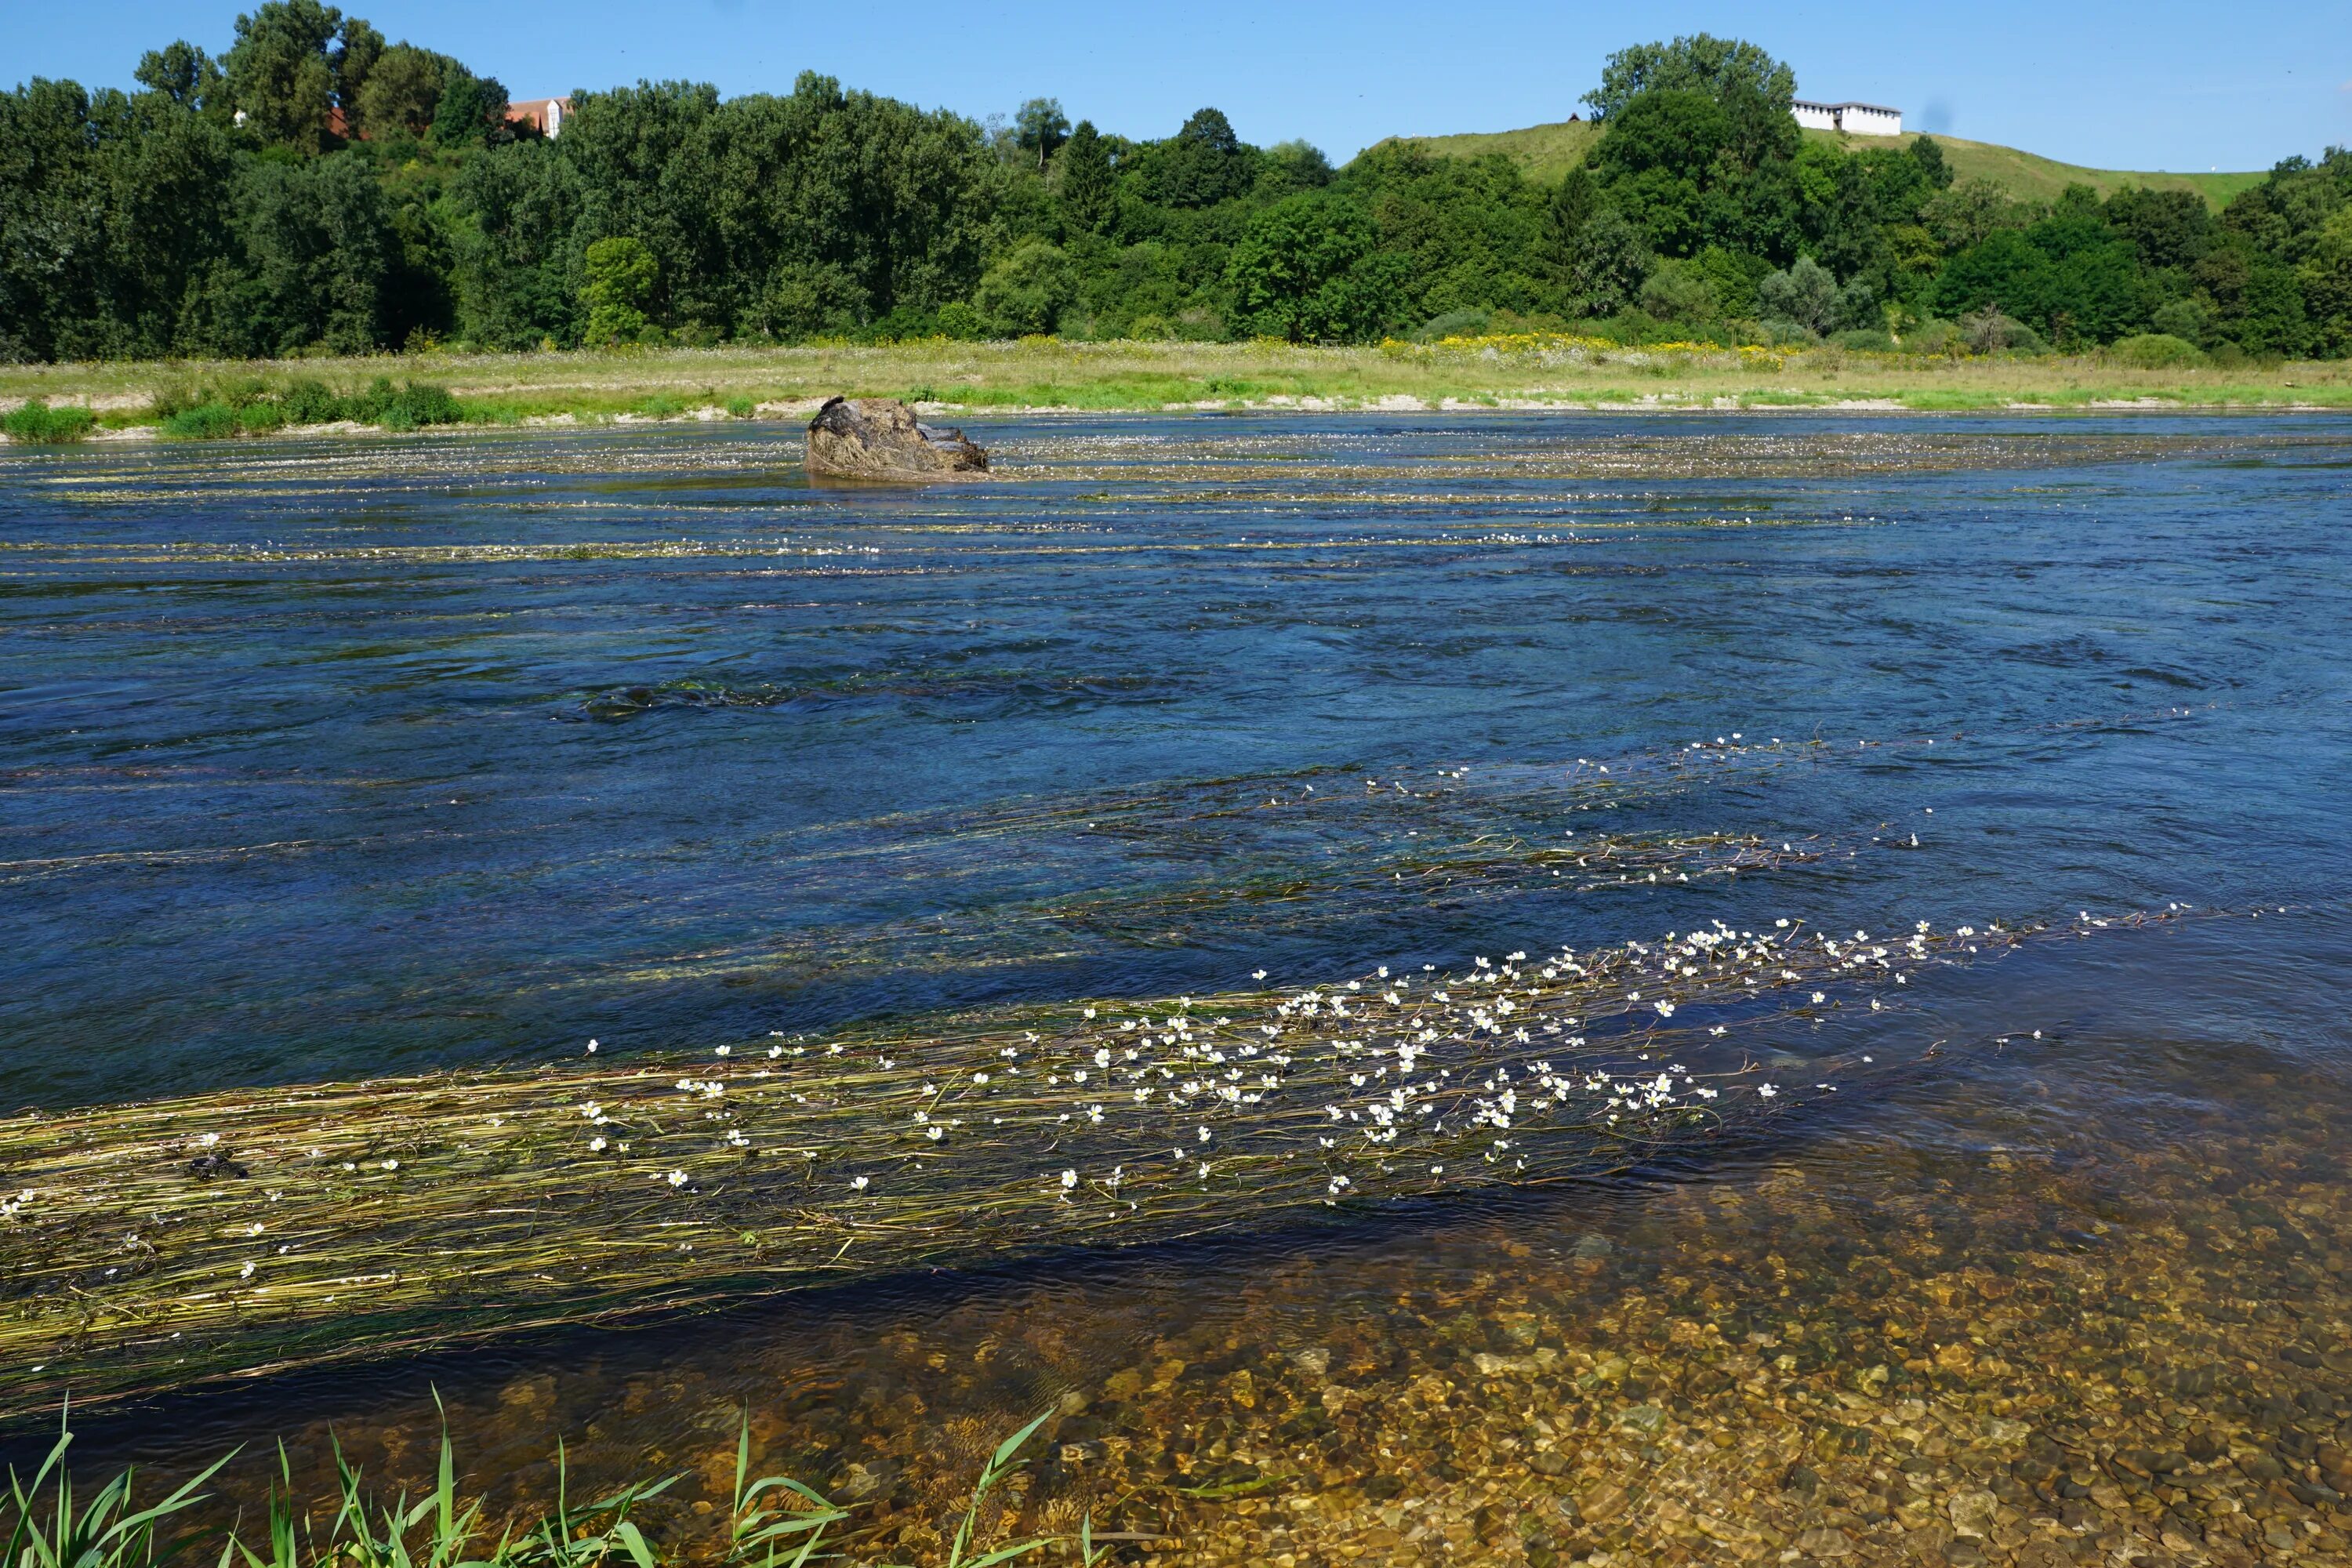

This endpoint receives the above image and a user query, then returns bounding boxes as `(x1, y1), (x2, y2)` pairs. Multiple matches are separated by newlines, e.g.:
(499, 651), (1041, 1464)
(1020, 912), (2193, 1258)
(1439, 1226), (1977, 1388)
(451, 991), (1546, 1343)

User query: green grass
(0, 399), (97, 444)
(1379, 119), (2264, 209)
(1375, 116), (1604, 185)
(4, 339), (2349, 443)
(0, 1408), (1087, 1568)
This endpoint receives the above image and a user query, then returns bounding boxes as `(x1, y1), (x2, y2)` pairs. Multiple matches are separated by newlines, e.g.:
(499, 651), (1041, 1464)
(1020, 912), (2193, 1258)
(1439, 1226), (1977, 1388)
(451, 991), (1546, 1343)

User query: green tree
(1559, 209), (1653, 317)
(354, 42), (445, 140)
(974, 239), (1077, 335)
(1583, 34), (1795, 122)
(1922, 178), (2035, 252)
(448, 140), (584, 345)
(1057, 119), (1114, 233)
(332, 18), (383, 122)
(1258, 140), (1334, 198)
(222, 0), (345, 151)
(1756, 255), (1842, 334)
(188, 151), (400, 354)
(135, 42), (223, 111)
(1156, 107), (1251, 207)
(1014, 97), (1069, 171)
(430, 63), (509, 148)
(1229, 192), (1380, 340)
(581, 234), (658, 343)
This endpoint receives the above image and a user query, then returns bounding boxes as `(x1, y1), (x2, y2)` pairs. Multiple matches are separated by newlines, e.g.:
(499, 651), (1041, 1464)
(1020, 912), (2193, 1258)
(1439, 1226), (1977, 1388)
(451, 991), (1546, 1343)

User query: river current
(4, 414), (2350, 1567)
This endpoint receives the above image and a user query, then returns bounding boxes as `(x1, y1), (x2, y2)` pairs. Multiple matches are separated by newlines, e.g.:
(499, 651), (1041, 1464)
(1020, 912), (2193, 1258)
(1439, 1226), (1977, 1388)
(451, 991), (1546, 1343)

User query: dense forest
(4, 10), (2350, 363)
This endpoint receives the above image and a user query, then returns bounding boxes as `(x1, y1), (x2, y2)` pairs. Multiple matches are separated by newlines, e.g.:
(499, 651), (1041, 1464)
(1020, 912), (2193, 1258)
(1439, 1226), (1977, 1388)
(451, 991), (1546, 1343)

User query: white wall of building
(1791, 101), (1905, 137)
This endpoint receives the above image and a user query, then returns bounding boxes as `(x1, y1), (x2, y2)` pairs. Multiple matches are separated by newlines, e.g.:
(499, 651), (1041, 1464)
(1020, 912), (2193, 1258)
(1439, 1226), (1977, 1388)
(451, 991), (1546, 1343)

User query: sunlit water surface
(5, 415), (2351, 1566)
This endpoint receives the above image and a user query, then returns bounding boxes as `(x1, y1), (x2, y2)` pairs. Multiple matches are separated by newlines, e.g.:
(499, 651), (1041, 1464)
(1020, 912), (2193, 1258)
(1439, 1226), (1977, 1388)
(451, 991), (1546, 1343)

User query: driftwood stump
(804, 397), (989, 481)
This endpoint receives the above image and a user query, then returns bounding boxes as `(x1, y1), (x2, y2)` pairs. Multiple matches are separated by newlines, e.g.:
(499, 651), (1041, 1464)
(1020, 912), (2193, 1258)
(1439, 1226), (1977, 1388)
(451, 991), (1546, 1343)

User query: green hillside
(1379, 119), (2266, 209)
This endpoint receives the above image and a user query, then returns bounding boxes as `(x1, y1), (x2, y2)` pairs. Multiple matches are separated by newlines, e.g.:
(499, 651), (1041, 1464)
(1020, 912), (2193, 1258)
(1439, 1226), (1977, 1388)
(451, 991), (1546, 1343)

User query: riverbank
(4, 339), (2350, 441)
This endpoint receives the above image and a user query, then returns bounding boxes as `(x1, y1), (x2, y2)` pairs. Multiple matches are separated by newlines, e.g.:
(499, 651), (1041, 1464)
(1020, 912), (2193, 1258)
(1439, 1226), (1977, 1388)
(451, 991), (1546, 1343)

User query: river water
(4, 415), (2350, 1567)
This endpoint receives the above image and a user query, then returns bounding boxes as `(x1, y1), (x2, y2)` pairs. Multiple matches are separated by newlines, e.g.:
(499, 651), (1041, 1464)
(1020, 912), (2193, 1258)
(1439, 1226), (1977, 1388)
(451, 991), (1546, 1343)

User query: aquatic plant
(0, 883), (2180, 1412)
(0, 1408), (1078, 1568)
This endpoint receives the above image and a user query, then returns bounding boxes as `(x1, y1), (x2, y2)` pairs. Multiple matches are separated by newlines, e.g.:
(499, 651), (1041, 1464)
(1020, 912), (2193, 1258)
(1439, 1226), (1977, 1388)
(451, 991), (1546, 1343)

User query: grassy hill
(1377, 119), (2267, 209)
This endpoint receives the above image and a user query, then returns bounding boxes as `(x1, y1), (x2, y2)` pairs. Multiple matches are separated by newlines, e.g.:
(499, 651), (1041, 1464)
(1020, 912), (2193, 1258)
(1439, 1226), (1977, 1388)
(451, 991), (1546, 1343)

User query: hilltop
(1377, 119), (2266, 209)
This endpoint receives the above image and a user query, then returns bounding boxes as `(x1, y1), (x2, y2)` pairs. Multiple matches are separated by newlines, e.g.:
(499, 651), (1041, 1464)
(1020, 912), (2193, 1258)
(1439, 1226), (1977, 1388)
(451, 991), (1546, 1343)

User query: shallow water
(5, 415), (2352, 1565)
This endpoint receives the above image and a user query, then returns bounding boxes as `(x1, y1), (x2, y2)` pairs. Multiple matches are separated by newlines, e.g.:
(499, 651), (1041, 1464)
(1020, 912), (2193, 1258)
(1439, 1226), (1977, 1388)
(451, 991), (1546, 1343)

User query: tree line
(4, 13), (2349, 362)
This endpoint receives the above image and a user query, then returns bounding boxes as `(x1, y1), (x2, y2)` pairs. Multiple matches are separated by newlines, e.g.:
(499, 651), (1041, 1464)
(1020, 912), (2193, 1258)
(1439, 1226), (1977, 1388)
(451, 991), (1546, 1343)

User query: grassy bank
(1383, 120), (2263, 208)
(2, 338), (2350, 444)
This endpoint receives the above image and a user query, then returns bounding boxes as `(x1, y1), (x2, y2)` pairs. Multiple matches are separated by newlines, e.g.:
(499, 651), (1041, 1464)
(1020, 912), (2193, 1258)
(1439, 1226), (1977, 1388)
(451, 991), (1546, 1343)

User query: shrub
(1830, 328), (1896, 351)
(936, 300), (985, 340)
(2109, 332), (2207, 368)
(2, 399), (96, 444)
(1639, 262), (1719, 325)
(1960, 307), (2042, 354)
(161, 402), (240, 439)
(725, 395), (756, 419)
(1412, 307), (1493, 343)
(1904, 318), (1962, 355)
(350, 377), (463, 431)
(283, 379), (347, 424)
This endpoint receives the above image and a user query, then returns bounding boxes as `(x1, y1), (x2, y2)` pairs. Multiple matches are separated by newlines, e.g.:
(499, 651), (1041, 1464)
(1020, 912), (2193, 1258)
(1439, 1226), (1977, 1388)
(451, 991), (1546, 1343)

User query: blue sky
(12, 0), (2351, 173)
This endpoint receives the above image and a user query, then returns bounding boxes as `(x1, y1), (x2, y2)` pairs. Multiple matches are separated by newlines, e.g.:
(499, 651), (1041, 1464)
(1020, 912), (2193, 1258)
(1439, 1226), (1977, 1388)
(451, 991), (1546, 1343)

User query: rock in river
(804, 396), (989, 481)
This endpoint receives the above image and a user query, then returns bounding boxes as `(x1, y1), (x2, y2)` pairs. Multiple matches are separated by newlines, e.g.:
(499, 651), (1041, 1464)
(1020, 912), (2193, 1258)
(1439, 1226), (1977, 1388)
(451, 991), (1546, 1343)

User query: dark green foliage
(0, 20), (2347, 361)
(430, 63), (509, 149)
(347, 376), (460, 428)
(1229, 194), (1399, 342)
(2110, 332), (2206, 367)
(1058, 119), (1115, 234)
(161, 401), (241, 438)
(1015, 97), (1069, 171)
(2, 399), (96, 442)
(582, 235), (657, 343)
(1153, 107), (1254, 208)
(135, 42), (223, 111)
(221, 0), (348, 152)
(1584, 34), (1797, 122)
(153, 374), (460, 435)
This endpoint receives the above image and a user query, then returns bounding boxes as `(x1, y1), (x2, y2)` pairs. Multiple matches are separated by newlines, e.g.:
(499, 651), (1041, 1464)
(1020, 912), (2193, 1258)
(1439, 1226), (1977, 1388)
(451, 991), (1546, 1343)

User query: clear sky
(11, 0), (2352, 174)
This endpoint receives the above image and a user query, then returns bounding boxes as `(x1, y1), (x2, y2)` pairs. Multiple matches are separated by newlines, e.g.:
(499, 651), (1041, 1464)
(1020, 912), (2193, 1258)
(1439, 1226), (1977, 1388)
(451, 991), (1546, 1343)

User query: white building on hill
(1792, 100), (1904, 136)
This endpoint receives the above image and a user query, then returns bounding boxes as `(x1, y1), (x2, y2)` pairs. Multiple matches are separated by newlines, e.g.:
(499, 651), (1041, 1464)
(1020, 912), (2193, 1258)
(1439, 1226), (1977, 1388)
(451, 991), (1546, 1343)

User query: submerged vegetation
(0, 720), (2195, 1414)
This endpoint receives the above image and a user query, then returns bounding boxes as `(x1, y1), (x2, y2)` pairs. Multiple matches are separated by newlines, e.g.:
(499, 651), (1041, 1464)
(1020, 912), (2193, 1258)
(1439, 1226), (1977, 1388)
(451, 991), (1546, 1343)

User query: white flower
(1653, 1001), (1675, 1018)
(716, 1044), (731, 1057)
(667, 1170), (687, 1186)
(1198, 1126), (1212, 1142)
(851, 1174), (870, 1192)
(586, 1038), (599, 1053)
(1758, 1083), (1778, 1098)
(589, 1136), (607, 1152)
(381, 1159), (398, 1171)
(240, 1261), (256, 1279)
(1060, 1169), (1077, 1189)
(1810, 992), (1826, 1004)
(925, 1125), (943, 1142)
